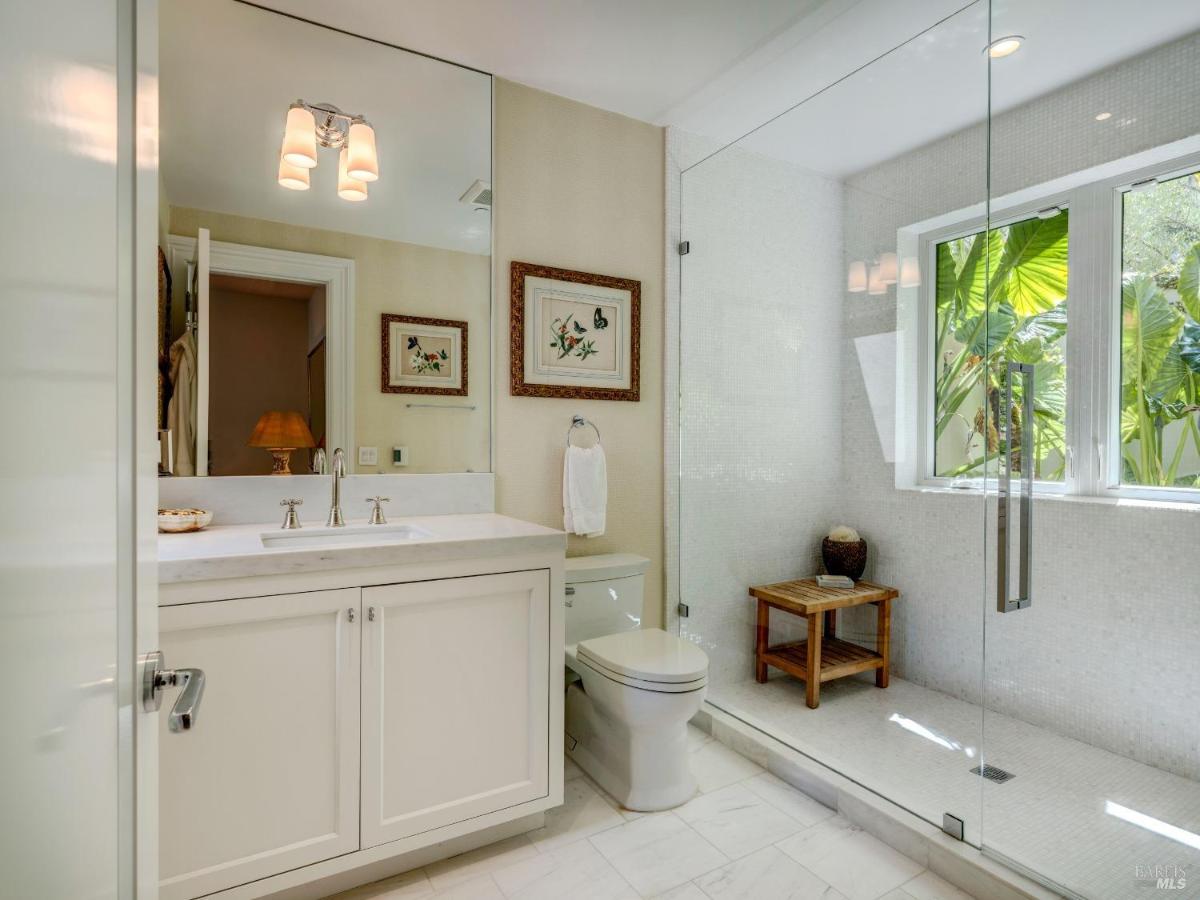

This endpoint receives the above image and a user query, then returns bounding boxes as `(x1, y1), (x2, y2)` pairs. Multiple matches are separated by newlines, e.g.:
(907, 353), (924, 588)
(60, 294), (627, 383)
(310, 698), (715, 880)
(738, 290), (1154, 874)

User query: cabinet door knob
(368, 606), (376, 622)
(347, 607), (356, 623)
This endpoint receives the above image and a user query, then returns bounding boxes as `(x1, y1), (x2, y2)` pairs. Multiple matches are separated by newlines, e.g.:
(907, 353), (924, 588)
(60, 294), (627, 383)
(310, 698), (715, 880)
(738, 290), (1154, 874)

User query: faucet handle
(279, 498), (303, 530)
(366, 496), (390, 526)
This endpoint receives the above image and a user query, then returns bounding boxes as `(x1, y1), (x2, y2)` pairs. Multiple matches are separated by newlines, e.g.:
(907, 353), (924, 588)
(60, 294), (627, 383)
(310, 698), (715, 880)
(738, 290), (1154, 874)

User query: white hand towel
(563, 444), (607, 537)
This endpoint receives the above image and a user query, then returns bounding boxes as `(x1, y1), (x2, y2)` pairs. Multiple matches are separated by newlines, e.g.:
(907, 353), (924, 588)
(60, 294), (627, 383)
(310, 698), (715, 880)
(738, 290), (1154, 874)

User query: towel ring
(566, 415), (601, 447)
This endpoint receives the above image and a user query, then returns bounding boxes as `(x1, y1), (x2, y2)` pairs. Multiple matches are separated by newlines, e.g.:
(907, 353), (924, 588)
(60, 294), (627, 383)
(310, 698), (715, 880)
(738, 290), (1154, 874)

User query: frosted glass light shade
(867, 264), (887, 295)
(346, 121), (379, 182)
(847, 260), (868, 293)
(900, 256), (921, 288)
(337, 147), (368, 201)
(879, 252), (899, 284)
(277, 155), (310, 191)
(281, 105), (317, 168)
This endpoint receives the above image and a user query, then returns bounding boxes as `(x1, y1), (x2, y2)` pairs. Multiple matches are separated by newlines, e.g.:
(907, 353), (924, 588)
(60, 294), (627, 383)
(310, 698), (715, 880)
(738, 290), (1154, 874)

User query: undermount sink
(260, 522), (432, 549)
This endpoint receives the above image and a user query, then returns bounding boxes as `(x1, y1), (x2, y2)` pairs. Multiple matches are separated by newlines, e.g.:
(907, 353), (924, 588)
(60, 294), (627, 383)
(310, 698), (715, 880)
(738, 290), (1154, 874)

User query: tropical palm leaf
(993, 213), (1069, 317)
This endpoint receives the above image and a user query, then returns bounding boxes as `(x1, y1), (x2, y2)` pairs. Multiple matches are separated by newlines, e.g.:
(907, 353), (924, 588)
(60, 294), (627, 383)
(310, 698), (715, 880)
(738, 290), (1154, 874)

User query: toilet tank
(564, 554), (649, 645)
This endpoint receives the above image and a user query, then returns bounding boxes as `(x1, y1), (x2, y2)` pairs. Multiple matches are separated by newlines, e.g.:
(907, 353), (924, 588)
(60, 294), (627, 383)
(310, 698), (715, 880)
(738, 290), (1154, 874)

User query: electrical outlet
(392, 446), (409, 467)
(358, 446), (378, 466)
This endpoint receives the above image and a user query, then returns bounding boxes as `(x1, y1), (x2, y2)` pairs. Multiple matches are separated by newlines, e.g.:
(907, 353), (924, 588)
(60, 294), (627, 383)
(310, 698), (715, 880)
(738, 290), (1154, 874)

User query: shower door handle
(997, 362), (1033, 613)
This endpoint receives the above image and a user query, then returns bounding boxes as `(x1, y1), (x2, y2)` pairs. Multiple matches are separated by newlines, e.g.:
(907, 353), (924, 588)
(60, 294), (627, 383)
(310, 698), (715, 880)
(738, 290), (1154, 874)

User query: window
(905, 152), (1200, 503)
(1119, 170), (1200, 489)
(933, 211), (1069, 482)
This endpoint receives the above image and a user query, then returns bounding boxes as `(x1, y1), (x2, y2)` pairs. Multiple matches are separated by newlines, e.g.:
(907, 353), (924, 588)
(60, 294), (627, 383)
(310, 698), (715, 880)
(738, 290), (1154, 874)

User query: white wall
(668, 128), (846, 686)
(840, 32), (1200, 779)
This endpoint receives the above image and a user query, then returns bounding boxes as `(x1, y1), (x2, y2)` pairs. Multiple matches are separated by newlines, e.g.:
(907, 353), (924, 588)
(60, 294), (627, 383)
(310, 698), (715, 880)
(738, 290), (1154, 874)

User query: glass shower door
(980, 3), (1200, 897)
(676, 0), (994, 850)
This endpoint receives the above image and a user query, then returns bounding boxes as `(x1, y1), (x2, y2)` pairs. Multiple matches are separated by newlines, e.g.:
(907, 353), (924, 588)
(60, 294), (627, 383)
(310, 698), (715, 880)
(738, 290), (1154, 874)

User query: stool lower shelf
(761, 637), (883, 684)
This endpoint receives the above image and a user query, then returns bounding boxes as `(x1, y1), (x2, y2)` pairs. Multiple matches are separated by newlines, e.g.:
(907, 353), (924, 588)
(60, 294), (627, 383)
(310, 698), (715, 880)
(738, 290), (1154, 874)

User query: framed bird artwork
(509, 261), (640, 401)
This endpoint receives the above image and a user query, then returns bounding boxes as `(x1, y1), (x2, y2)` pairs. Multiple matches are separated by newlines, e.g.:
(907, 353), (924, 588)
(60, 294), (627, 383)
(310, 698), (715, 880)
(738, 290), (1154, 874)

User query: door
(158, 589), (360, 900)
(981, 3), (1200, 897)
(0, 1), (158, 897)
(195, 227), (211, 475)
(361, 571), (551, 848)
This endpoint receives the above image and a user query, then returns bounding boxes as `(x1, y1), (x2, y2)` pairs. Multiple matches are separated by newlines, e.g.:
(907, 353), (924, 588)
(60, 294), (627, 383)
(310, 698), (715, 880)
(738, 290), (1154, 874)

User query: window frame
(898, 144), (1200, 505)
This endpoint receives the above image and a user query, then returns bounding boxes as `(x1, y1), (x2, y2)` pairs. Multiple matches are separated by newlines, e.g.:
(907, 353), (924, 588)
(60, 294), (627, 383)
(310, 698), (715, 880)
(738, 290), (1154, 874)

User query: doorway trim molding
(167, 235), (356, 470)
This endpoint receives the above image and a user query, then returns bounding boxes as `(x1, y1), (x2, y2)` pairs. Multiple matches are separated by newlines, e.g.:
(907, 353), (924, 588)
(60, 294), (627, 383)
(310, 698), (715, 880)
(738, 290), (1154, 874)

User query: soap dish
(158, 508), (213, 533)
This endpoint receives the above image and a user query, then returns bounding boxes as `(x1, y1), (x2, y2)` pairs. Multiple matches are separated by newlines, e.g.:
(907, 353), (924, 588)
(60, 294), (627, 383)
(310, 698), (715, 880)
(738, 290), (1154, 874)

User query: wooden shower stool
(749, 578), (899, 709)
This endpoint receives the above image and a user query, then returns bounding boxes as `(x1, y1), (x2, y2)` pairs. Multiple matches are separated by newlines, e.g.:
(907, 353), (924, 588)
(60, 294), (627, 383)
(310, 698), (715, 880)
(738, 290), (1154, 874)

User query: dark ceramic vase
(821, 537), (867, 581)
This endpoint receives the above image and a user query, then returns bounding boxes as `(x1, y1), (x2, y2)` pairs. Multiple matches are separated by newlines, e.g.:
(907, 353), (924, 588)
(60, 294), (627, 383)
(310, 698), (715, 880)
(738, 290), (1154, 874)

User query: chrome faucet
(327, 448), (346, 527)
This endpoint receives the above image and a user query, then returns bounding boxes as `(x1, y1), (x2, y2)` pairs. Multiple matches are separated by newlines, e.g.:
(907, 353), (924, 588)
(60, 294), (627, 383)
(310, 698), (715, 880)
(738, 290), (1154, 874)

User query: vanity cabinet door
(361, 570), (550, 849)
(158, 589), (361, 900)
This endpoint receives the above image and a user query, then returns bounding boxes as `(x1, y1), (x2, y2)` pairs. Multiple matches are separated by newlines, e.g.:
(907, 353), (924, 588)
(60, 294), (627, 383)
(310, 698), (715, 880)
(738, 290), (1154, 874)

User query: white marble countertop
(158, 513), (565, 584)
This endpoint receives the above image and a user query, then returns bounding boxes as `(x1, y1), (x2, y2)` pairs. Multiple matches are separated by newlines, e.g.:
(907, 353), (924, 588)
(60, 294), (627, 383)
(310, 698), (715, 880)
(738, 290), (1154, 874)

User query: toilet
(564, 554), (709, 811)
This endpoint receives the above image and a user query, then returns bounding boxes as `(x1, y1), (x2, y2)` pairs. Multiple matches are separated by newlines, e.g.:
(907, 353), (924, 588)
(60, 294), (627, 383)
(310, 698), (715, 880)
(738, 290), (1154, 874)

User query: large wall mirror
(157, 0), (491, 476)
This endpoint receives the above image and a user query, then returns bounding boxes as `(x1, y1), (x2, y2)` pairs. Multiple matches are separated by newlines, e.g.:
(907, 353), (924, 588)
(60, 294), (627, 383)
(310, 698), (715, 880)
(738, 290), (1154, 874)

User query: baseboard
(691, 704), (1063, 900)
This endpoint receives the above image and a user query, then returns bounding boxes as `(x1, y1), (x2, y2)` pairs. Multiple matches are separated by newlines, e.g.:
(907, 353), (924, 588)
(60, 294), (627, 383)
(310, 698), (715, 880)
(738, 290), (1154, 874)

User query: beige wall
(169, 207), (490, 474)
(493, 80), (666, 626)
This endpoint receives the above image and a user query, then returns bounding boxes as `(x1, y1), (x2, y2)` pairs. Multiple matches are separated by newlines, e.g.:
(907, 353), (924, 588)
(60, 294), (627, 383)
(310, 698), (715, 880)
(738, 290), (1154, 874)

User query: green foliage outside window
(1120, 171), (1200, 488)
(933, 211), (1069, 480)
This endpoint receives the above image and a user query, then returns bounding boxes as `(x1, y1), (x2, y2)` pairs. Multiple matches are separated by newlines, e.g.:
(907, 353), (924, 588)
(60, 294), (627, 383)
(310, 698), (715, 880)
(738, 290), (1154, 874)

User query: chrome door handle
(141, 650), (206, 732)
(997, 362), (1033, 613)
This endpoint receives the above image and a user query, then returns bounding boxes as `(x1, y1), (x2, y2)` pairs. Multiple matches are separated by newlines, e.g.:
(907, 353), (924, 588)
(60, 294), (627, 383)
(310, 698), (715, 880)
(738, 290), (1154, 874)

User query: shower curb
(691, 703), (1064, 900)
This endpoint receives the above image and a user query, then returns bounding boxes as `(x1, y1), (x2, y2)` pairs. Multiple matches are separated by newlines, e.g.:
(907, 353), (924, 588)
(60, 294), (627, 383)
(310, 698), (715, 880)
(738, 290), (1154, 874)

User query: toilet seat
(573, 628), (708, 693)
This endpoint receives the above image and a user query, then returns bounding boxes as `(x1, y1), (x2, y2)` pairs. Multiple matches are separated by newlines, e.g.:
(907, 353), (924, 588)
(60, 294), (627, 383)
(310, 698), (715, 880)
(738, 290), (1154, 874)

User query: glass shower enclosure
(674, 2), (1200, 897)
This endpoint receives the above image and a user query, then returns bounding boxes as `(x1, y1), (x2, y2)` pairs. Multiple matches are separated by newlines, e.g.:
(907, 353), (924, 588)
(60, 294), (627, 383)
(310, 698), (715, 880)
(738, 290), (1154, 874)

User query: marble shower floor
(325, 725), (975, 900)
(712, 674), (1200, 900)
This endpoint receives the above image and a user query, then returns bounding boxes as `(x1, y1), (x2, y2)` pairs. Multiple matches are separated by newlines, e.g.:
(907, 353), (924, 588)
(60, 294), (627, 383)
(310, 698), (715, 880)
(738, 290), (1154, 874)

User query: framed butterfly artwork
(510, 261), (640, 401)
(380, 313), (468, 396)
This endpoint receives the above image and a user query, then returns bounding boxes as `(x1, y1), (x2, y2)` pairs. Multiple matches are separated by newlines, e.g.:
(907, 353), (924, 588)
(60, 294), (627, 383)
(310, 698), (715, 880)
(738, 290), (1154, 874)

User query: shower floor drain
(972, 764), (1015, 784)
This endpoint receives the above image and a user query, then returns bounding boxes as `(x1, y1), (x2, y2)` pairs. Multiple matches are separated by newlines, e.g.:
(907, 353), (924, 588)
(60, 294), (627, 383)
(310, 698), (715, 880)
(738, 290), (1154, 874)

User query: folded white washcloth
(563, 444), (607, 537)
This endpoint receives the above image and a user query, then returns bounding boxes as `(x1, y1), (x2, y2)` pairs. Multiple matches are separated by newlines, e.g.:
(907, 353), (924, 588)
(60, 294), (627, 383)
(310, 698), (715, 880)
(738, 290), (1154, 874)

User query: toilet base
(564, 682), (702, 812)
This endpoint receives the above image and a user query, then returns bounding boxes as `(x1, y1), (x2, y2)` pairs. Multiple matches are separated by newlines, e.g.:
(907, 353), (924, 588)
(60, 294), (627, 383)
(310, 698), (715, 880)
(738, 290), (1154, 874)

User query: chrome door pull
(141, 650), (206, 732)
(998, 361), (1033, 613)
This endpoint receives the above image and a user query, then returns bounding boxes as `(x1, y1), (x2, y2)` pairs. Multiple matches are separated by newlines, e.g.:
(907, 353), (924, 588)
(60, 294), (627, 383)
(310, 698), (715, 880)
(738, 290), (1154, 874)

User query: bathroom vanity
(157, 513), (565, 900)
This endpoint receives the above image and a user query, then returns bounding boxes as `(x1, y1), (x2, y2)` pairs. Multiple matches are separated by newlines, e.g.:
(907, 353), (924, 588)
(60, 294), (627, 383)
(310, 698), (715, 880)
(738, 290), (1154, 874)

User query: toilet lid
(576, 628), (709, 684)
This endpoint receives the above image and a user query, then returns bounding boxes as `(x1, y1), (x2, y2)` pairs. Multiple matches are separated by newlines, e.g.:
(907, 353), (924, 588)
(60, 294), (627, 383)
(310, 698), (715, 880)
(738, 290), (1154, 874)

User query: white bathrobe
(167, 330), (197, 476)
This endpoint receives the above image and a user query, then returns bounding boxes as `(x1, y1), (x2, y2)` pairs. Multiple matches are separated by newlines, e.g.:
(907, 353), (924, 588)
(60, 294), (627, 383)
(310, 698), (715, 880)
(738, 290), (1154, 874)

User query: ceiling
(252, 0), (1200, 180)
(160, 0), (491, 253)
(243, 0), (830, 125)
(726, 0), (1200, 178)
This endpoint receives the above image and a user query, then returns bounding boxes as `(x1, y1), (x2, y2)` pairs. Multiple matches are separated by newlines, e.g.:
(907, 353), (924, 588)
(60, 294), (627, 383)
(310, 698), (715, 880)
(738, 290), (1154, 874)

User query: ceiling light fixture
(277, 100), (379, 201)
(984, 35), (1023, 58)
(1095, 111), (1112, 121)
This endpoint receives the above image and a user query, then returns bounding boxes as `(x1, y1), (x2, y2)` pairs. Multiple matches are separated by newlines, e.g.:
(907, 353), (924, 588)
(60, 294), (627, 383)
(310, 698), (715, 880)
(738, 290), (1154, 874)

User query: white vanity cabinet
(156, 517), (564, 900)
(361, 570), (551, 847)
(158, 588), (361, 900)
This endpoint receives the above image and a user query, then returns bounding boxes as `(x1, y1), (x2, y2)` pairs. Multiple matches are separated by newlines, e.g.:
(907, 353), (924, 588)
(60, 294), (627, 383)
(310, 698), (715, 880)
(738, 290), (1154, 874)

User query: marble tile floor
(324, 725), (975, 900)
(713, 674), (1200, 900)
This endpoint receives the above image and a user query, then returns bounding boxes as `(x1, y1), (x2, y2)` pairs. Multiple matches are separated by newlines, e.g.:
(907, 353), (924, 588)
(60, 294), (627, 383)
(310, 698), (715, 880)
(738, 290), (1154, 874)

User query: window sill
(895, 482), (1200, 513)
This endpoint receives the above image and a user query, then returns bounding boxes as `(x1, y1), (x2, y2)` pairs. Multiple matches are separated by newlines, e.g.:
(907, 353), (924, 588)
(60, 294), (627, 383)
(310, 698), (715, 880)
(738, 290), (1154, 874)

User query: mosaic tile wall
(842, 31), (1200, 780)
(669, 32), (1200, 780)
(669, 131), (846, 688)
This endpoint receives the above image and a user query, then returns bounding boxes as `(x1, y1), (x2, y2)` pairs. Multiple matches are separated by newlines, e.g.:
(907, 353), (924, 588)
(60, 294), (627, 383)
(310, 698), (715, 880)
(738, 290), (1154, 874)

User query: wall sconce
(847, 252), (921, 295)
(867, 263), (887, 295)
(847, 260), (868, 293)
(278, 100), (379, 200)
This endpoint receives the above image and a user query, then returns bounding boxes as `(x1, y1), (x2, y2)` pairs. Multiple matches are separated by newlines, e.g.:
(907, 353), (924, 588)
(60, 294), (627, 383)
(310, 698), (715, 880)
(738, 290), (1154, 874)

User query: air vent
(459, 179), (492, 208)
(971, 764), (1015, 784)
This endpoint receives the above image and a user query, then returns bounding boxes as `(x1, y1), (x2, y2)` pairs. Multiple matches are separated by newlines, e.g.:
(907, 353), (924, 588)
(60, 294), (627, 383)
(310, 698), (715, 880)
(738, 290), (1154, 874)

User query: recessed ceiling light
(1095, 112), (1112, 121)
(984, 35), (1023, 58)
